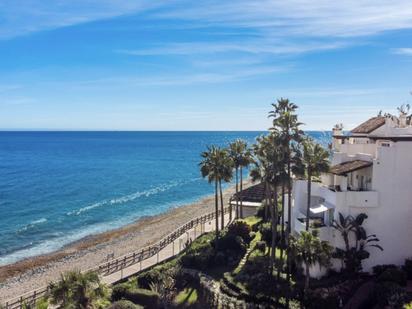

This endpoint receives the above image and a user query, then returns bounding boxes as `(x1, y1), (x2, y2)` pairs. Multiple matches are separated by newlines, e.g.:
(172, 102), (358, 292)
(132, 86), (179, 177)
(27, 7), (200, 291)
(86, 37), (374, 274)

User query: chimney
(332, 123), (344, 151)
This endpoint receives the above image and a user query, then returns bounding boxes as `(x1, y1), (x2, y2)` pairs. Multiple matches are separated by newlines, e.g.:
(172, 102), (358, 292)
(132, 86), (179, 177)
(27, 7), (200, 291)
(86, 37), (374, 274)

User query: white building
(292, 113), (412, 273)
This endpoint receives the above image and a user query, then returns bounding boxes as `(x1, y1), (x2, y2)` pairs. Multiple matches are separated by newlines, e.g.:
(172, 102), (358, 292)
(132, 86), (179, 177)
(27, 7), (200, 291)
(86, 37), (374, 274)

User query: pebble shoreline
(0, 183), (247, 303)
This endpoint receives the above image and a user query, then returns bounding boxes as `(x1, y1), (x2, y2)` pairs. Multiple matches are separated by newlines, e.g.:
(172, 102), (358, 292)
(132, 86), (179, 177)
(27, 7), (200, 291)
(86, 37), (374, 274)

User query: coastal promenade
(102, 210), (232, 284)
(4, 207), (234, 309)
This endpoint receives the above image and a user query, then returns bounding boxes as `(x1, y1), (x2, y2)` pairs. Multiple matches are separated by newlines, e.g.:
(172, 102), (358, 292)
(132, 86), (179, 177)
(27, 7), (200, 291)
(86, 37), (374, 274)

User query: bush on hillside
(180, 243), (215, 270)
(256, 241), (266, 253)
(215, 233), (246, 253)
(378, 268), (407, 286)
(304, 290), (340, 309)
(108, 300), (143, 309)
(256, 206), (266, 220)
(111, 284), (159, 309)
(228, 221), (252, 243)
(403, 258), (412, 280)
(372, 264), (397, 277)
(374, 281), (406, 307)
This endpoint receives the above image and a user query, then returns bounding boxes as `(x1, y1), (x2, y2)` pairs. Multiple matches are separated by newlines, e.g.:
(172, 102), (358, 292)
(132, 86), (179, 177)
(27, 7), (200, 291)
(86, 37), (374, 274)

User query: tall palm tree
(289, 230), (332, 292)
(229, 139), (248, 220)
(302, 138), (330, 231)
(217, 149), (233, 229)
(200, 146), (221, 238)
(238, 145), (253, 219)
(269, 98), (304, 292)
(251, 133), (283, 273)
(200, 146), (232, 233)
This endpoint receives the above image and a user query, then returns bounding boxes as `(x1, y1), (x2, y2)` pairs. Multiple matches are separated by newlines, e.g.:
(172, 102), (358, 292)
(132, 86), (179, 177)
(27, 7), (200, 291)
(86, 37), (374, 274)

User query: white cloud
(0, 0), (166, 38)
(156, 0), (412, 38)
(392, 48), (412, 56)
(116, 40), (347, 56)
(2, 1), (412, 40)
(73, 65), (289, 87)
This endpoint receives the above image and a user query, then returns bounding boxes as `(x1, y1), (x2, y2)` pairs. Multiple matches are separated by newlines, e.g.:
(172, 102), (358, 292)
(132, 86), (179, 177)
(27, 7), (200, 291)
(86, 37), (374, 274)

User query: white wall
(361, 141), (412, 270)
(292, 153), (410, 274)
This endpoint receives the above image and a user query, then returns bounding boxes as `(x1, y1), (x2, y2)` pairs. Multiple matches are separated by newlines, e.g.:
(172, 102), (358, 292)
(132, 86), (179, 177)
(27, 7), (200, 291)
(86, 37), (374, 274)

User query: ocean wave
(1, 221), (123, 266)
(16, 218), (48, 233)
(66, 179), (198, 216)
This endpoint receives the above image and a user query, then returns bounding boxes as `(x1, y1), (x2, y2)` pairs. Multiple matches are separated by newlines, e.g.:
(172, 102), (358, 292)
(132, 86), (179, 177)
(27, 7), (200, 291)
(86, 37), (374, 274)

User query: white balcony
(338, 143), (377, 158)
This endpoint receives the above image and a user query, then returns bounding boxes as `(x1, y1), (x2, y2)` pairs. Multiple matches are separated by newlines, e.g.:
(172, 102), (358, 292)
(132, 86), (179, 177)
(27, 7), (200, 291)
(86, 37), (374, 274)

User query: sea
(0, 131), (331, 265)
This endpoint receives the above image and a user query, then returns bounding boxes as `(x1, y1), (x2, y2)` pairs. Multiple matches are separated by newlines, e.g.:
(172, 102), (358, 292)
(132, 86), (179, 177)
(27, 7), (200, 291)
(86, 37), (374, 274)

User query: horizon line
(0, 129), (331, 132)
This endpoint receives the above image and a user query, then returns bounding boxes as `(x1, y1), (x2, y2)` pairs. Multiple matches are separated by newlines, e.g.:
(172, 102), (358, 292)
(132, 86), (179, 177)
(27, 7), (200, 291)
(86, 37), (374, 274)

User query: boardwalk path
(4, 209), (234, 309)
(102, 211), (233, 284)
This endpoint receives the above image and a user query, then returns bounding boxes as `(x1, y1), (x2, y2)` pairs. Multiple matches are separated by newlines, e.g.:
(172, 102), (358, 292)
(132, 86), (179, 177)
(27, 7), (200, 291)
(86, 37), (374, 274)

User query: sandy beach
(0, 182), (249, 303)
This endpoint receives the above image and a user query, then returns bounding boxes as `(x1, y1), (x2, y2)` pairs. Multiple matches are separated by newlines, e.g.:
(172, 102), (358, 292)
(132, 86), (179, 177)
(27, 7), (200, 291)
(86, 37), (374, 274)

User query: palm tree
(71, 271), (104, 308)
(238, 145), (253, 219)
(49, 270), (105, 308)
(289, 230), (332, 292)
(251, 133), (283, 273)
(217, 149), (233, 229)
(229, 139), (248, 220)
(269, 98), (304, 285)
(200, 146), (221, 238)
(332, 213), (383, 273)
(302, 138), (330, 231)
(200, 146), (232, 233)
(49, 272), (72, 308)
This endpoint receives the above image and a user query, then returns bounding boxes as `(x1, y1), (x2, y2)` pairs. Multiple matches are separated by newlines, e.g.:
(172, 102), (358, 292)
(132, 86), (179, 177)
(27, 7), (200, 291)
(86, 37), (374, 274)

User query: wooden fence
(4, 207), (232, 309)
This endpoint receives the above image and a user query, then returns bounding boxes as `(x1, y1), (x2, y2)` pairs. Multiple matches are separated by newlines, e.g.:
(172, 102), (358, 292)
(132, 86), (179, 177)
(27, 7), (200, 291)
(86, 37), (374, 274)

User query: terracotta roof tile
(351, 116), (385, 134)
(330, 160), (372, 176)
(233, 183), (266, 202)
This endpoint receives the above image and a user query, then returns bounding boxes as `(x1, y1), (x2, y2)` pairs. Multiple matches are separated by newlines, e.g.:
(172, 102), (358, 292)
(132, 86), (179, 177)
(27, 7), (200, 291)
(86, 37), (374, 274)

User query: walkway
(102, 211), (233, 284)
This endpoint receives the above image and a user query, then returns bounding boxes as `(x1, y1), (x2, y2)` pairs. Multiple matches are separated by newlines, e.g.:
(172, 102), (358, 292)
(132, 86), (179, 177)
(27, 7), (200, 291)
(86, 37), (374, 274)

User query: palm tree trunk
(235, 167), (239, 219)
(306, 172), (312, 231)
(278, 184), (285, 279)
(219, 179), (224, 230)
(240, 166), (243, 218)
(305, 262), (310, 291)
(215, 180), (219, 242)
(270, 187), (278, 275)
(264, 182), (269, 221)
(286, 141), (292, 291)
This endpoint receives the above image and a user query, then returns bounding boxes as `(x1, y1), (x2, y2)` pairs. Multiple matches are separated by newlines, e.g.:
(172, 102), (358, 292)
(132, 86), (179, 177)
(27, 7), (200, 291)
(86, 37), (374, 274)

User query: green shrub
(112, 283), (129, 301)
(111, 284), (159, 308)
(180, 244), (215, 270)
(255, 241), (266, 253)
(136, 259), (177, 289)
(259, 222), (271, 245)
(35, 298), (49, 309)
(216, 234), (246, 253)
(136, 268), (162, 289)
(108, 300), (143, 309)
(403, 259), (412, 280)
(378, 268), (407, 286)
(372, 264), (397, 277)
(256, 205), (265, 220)
(305, 290), (339, 309)
(374, 281), (406, 307)
(228, 221), (252, 243)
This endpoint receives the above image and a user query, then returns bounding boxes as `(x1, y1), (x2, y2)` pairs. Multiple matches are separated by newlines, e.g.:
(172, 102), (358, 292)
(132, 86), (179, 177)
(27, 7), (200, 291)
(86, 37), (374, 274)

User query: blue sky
(0, 1), (412, 130)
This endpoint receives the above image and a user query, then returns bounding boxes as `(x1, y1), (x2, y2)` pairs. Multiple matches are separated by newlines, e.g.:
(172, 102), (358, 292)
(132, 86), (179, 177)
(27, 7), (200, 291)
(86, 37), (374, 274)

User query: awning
(310, 202), (334, 214)
(230, 201), (262, 207)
